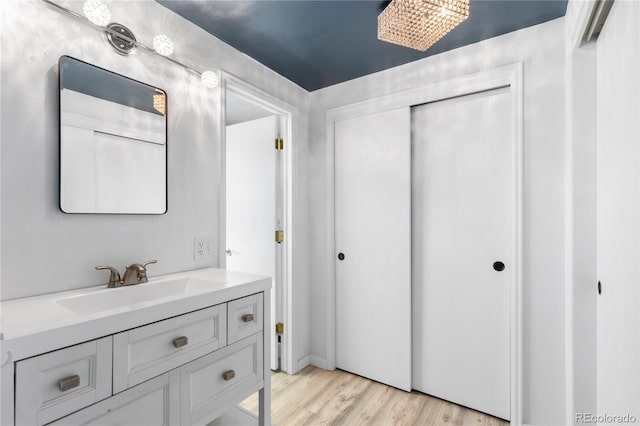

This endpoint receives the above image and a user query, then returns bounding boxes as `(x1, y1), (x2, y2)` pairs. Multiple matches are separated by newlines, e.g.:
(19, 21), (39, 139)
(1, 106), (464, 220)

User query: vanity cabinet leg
(259, 387), (271, 426)
(1, 359), (15, 426)
(259, 289), (271, 426)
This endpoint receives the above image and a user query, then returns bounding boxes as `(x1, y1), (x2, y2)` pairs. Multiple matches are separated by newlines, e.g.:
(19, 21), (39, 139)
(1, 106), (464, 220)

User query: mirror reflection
(59, 56), (167, 214)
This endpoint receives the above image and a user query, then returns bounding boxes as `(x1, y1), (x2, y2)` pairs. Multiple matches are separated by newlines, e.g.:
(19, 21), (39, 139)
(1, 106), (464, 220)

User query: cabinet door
(49, 371), (180, 426)
(181, 333), (263, 426)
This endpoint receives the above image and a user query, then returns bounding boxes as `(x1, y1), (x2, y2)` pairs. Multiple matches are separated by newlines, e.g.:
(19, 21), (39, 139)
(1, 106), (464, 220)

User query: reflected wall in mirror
(59, 56), (167, 214)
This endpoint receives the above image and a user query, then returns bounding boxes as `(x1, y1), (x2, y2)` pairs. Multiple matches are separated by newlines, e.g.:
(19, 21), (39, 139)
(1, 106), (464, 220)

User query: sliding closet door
(335, 108), (411, 391)
(596, 0), (640, 417)
(412, 88), (513, 420)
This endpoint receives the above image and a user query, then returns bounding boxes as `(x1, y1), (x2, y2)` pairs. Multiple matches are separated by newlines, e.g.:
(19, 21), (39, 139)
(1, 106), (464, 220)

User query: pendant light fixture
(378, 0), (470, 51)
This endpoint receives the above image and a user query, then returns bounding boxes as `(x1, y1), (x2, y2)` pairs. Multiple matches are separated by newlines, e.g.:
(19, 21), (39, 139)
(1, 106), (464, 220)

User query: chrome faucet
(95, 260), (157, 288)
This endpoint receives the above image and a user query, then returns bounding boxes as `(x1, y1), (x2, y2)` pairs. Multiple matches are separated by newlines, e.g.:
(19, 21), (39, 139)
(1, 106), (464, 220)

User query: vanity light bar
(40, 0), (219, 87)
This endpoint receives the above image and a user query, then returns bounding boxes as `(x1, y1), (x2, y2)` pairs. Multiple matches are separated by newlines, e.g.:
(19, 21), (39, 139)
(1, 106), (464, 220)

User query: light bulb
(153, 34), (174, 56)
(201, 71), (219, 89)
(83, 0), (111, 27)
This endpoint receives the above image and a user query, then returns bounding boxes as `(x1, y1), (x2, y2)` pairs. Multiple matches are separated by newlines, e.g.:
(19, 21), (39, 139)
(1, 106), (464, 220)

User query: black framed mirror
(59, 56), (167, 214)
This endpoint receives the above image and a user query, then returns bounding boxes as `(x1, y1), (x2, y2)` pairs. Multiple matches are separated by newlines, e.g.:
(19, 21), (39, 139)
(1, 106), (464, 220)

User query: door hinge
(275, 230), (284, 244)
(275, 138), (284, 150)
(276, 322), (284, 372)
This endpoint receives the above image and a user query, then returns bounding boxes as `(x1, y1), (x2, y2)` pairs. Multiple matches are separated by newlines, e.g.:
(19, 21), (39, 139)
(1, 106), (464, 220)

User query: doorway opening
(221, 73), (294, 374)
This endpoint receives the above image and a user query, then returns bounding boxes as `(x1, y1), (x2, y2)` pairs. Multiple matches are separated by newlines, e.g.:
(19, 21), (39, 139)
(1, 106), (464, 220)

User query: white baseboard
(309, 355), (328, 370)
(296, 355), (310, 372)
(295, 355), (333, 372)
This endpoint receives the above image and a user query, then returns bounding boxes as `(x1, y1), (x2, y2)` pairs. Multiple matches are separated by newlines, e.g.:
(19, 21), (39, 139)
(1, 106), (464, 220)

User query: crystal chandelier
(378, 0), (470, 51)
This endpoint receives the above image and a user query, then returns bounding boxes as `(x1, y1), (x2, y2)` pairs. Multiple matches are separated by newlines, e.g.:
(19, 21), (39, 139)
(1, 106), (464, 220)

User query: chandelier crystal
(378, 0), (470, 51)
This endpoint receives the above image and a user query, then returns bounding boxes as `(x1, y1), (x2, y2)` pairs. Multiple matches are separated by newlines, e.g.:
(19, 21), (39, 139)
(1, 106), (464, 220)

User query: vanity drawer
(15, 336), (113, 426)
(227, 293), (263, 344)
(113, 304), (226, 393)
(180, 333), (263, 426)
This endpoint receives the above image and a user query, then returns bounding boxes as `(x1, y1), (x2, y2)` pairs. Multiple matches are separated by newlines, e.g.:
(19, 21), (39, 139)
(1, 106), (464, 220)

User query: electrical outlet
(194, 236), (214, 261)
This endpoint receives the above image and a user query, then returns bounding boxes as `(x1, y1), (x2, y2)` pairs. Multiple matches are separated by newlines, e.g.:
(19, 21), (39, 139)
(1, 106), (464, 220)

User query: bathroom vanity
(0, 268), (271, 426)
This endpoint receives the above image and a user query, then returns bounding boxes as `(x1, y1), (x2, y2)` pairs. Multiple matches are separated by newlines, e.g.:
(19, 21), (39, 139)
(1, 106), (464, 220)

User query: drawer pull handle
(223, 370), (236, 381)
(242, 313), (254, 323)
(58, 375), (80, 392)
(173, 336), (189, 348)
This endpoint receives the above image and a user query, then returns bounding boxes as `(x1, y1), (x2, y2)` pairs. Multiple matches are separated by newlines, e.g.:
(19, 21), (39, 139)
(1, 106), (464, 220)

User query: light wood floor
(240, 366), (509, 426)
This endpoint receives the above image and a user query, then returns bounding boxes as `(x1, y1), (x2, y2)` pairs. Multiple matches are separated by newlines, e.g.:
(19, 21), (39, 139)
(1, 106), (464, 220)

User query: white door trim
(324, 63), (524, 425)
(564, 2), (601, 424)
(220, 71), (296, 374)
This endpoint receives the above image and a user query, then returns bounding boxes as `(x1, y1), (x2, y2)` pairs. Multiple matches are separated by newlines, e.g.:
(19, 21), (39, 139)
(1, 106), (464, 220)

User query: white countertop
(0, 268), (270, 362)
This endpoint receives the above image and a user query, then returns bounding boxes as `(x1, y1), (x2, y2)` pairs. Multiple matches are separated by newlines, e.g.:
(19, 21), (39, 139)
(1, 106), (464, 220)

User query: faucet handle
(95, 265), (122, 288)
(141, 260), (157, 268)
(135, 260), (157, 284)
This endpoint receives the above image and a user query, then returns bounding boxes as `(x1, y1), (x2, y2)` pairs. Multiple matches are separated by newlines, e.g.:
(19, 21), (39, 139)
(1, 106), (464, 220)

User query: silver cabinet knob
(226, 249), (232, 256)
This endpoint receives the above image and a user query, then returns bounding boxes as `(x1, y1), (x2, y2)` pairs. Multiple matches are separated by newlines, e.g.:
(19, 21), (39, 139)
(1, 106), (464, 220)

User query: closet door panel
(335, 107), (412, 391)
(412, 88), (513, 420)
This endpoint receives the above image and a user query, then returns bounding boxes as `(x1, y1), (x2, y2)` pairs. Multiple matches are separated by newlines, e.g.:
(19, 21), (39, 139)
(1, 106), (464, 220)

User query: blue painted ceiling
(157, 1), (567, 91)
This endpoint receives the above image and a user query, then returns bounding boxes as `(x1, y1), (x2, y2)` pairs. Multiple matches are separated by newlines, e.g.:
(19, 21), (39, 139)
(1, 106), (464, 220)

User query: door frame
(324, 63), (524, 424)
(564, 1), (608, 423)
(219, 71), (295, 374)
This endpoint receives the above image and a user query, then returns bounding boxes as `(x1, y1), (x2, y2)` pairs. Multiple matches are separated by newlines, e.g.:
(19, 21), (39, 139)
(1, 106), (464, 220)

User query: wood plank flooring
(240, 366), (509, 426)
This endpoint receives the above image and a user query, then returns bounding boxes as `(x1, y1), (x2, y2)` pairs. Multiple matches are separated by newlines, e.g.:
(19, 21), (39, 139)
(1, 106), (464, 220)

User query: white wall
(0, 0), (310, 366)
(308, 18), (567, 425)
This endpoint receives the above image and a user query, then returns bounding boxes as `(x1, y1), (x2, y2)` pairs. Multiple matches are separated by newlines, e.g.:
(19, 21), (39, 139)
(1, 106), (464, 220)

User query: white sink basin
(57, 277), (225, 315)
